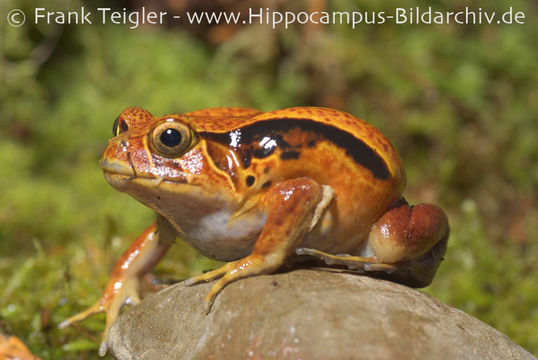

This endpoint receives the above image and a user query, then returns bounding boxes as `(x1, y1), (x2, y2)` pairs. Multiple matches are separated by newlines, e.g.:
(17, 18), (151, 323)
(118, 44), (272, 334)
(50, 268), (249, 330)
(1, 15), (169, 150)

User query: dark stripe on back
(200, 119), (390, 180)
(280, 150), (300, 160)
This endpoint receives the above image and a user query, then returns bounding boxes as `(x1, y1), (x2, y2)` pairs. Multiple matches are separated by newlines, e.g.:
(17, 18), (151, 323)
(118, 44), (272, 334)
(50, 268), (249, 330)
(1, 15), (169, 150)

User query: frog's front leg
(59, 219), (172, 356)
(298, 198), (449, 287)
(185, 178), (334, 308)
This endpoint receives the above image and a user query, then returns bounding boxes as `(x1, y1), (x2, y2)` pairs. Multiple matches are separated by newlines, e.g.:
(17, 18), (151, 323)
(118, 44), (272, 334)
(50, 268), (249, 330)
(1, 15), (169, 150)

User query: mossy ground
(1, 0), (536, 358)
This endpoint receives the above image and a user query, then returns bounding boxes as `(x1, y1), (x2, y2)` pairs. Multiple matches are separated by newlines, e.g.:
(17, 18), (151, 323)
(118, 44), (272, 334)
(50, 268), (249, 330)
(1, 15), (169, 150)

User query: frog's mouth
(99, 159), (134, 177)
(99, 159), (187, 192)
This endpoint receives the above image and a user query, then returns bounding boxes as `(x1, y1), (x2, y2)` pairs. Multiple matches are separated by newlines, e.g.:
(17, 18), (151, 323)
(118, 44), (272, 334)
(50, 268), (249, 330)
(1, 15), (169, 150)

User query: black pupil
(160, 128), (182, 148)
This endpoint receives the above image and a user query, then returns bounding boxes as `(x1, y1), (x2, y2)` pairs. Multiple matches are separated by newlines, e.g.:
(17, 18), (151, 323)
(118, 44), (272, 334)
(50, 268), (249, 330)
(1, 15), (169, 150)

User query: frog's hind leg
(296, 236), (447, 287)
(297, 197), (449, 287)
(295, 248), (399, 273)
(185, 179), (334, 309)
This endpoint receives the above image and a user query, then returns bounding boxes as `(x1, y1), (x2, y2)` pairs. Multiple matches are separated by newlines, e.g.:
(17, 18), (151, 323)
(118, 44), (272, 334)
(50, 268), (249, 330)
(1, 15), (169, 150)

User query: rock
(108, 269), (535, 360)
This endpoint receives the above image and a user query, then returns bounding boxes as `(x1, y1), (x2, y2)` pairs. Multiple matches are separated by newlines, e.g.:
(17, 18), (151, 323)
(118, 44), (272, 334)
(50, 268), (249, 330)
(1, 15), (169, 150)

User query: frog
(60, 106), (449, 356)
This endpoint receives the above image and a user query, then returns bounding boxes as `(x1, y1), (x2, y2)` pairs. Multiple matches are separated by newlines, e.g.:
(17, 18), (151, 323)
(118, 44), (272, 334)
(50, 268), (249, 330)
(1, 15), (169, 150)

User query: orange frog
(60, 107), (449, 355)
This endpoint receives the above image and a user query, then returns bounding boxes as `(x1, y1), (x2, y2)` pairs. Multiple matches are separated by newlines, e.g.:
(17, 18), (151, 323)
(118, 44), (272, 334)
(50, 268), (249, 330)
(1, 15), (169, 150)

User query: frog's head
(99, 107), (234, 213)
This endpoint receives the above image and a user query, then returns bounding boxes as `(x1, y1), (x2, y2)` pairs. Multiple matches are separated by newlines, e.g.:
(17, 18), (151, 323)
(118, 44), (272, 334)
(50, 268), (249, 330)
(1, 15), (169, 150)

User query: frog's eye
(112, 116), (129, 136)
(151, 120), (193, 157)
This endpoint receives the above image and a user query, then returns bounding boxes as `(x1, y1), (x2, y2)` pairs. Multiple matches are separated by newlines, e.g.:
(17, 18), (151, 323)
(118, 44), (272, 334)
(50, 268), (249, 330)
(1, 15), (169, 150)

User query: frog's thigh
(188, 178), (333, 304)
(297, 198), (449, 273)
(368, 198), (449, 264)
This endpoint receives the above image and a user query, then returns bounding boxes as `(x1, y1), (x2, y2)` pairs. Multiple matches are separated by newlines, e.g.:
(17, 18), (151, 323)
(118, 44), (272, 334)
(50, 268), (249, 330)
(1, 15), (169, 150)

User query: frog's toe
(363, 262), (398, 273)
(183, 262), (241, 313)
(58, 302), (104, 329)
(204, 278), (227, 312)
(184, 262), (236, 286)
(203, 264), (253, 311)
(296, 247), (399, 272)
(98, 340), (109, 357)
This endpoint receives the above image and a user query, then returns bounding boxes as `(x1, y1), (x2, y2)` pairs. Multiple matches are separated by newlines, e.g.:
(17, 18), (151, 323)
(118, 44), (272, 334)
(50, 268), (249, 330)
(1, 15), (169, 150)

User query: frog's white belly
(182, 209), (267, 261)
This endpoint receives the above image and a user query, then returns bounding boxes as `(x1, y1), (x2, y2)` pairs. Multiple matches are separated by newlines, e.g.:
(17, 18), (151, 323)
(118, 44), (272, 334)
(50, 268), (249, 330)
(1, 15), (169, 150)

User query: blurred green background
(1, 0), (536, 358)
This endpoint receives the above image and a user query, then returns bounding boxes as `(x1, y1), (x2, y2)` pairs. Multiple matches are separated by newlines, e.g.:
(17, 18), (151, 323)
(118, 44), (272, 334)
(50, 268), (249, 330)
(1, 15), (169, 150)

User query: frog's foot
(183, 263), (234, 286)
(59, 275), (141, 356)
(296, 248), (399, 273)
(185, 256), (278, 312)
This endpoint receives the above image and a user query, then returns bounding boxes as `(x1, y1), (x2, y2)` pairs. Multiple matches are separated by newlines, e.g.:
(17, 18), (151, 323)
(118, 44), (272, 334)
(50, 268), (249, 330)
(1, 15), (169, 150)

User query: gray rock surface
(108, 269), (535, 360)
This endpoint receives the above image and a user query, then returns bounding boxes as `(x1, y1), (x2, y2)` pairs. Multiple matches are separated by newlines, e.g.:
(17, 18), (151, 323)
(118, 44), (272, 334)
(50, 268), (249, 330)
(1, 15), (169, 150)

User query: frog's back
(186, 107), (404, 186)
(186, 107), (406, 254)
